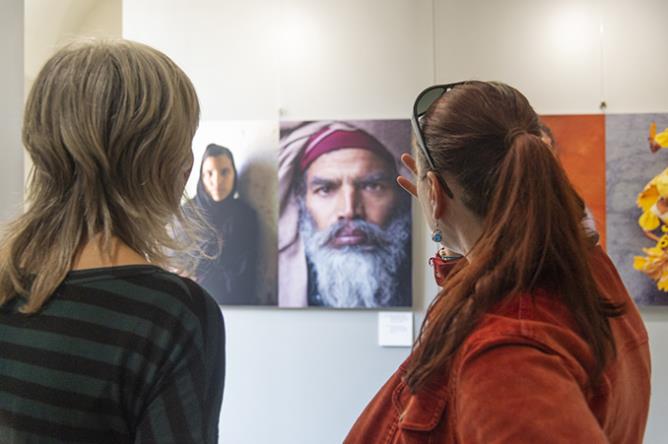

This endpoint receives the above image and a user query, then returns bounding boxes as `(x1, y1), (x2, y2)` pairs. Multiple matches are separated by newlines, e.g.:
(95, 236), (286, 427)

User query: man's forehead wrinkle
(356, 172), (392, 182)
(309, 176), (341, 186)
(307, 169), (391, 184)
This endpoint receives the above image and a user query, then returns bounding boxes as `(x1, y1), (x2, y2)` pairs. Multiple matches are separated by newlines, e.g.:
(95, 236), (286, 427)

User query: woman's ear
(426, 171), (448, 221)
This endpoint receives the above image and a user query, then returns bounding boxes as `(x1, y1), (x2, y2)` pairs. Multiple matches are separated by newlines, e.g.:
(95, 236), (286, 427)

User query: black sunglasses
(410, 82), (466, 199)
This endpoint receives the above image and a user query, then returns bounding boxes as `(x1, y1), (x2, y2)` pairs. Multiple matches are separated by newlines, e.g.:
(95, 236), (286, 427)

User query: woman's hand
(397, 153), (418, 197)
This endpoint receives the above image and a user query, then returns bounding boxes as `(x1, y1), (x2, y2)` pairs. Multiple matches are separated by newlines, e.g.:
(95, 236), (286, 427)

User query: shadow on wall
(238, 156), (279, 305)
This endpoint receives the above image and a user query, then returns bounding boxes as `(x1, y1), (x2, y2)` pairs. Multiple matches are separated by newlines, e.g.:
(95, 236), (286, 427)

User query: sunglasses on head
(410, 82), (466, 199)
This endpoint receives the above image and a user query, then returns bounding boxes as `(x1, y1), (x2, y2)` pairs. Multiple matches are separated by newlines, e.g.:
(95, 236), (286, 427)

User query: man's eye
(314, 186), (331, 196)
(363, 182), (385, 192)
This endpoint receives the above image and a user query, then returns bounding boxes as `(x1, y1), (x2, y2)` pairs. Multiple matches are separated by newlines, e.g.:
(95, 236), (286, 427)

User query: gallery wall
(1, 0), (24, 224)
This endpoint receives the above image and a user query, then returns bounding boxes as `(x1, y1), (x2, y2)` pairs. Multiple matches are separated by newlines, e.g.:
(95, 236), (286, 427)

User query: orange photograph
(541, 115), (606, 247)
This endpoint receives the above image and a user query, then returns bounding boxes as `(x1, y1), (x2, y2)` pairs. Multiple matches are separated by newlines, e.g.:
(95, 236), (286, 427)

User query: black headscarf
(191, 144), (259, 304)
(195, 143), (238, 214)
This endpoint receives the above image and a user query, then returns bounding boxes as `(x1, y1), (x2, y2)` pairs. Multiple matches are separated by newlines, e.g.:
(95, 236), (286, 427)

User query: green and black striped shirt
(0, 265), (225, 443)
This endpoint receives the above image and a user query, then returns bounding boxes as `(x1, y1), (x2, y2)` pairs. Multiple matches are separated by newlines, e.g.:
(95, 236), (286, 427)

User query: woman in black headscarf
(187, 143), (259, 304)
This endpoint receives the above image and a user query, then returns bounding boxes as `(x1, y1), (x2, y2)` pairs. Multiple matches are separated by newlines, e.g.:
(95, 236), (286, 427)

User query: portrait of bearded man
(278, 121), (412, 308)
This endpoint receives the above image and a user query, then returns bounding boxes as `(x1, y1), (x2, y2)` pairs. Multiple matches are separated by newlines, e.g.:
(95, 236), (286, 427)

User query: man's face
(304, 148), (398, 248)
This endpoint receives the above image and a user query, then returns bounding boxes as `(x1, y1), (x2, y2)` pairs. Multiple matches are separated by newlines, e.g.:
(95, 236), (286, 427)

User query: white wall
(601, 0), (668, 114)
(435, 0), (668, 115)
(436, 0), (604, 114)
(124, 0), (280, 121)
(1, 0), (24, 223)
(277, 0), (434, 121)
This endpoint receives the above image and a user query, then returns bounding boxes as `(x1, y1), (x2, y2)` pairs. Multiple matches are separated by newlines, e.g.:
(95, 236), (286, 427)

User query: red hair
(405, 81), (624, 392)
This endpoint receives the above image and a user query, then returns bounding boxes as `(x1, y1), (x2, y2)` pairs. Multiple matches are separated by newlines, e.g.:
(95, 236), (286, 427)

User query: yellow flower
(656, 128), (668, 148)
(637, 168), (668, 231)
(638, 210), (660, 231)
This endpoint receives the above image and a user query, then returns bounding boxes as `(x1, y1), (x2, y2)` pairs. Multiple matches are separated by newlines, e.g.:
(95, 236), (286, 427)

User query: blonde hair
(0, 39), (200, 313)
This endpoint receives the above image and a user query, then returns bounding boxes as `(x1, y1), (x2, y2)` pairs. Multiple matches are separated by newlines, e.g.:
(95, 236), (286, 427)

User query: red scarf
(429, 251), (463, 287)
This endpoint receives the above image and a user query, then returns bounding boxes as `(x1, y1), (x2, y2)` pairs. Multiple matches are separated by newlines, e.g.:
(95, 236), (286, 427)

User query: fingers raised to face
(397, 176), (417, 197)
(397, 153), (418, 197)
(401, 153), (417, 175)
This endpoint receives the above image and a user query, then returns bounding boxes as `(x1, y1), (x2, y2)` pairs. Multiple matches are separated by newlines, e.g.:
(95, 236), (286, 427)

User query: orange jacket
(345, 246), (650, 443)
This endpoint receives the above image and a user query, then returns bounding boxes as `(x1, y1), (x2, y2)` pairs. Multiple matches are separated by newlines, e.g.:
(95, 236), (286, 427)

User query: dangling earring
(431, 229), (442, 243)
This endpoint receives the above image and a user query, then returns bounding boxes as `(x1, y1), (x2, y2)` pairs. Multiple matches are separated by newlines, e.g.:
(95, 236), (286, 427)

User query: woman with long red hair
(346, 81), (650, 443)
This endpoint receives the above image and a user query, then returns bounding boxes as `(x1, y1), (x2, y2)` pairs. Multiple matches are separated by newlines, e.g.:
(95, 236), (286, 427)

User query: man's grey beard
(300, 207), (410, 308)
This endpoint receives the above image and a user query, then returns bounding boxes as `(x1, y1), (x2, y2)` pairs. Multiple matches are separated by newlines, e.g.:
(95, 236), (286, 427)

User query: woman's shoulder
(456, 290), (595, 383)
(65, 265), (222, 331)
(123, 268), (225, 350)
(142, 268), (222, 322)
(57, 266), (224, 360)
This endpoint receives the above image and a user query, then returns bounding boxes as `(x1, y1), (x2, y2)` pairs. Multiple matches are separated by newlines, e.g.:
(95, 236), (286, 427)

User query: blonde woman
(0, 40), (225, 443)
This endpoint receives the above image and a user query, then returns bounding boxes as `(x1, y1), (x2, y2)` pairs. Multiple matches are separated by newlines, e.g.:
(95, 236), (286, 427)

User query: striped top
(0, 265), (225, 443)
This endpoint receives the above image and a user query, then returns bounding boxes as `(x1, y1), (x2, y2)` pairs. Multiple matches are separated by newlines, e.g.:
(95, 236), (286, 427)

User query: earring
(431, 229), (442, 243)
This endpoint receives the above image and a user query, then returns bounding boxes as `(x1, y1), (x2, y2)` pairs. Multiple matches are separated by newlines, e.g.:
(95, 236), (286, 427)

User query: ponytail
(405, 85), (624, 392)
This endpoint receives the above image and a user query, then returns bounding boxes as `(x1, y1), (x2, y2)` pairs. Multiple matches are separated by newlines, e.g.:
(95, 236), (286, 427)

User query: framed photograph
(541, 114), (606, 246)
(182, 121), (279, 306)
(607, 114), (668, 306)
(278, 120), (412, 308)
